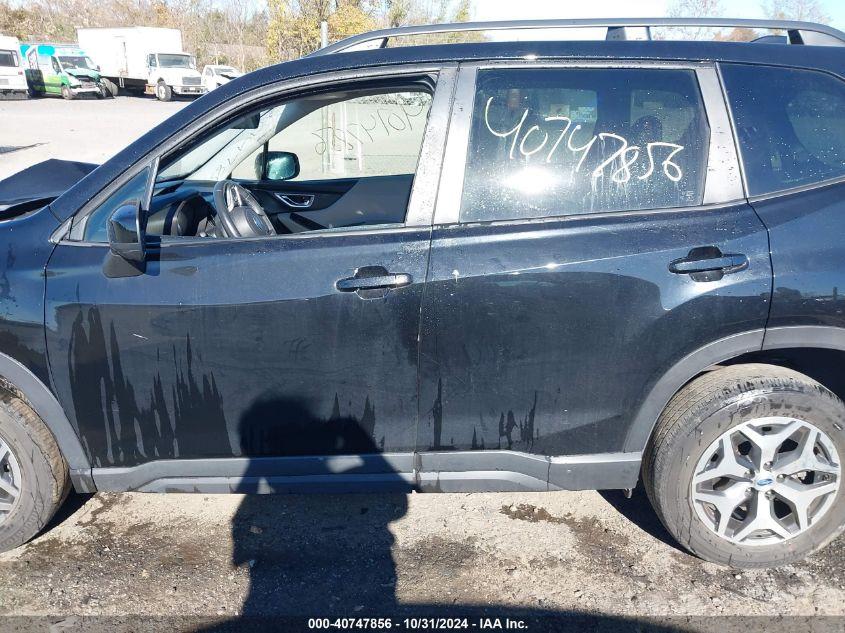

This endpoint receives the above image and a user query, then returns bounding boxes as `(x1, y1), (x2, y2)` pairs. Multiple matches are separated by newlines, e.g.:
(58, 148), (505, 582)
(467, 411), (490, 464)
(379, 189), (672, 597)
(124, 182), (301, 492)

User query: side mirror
(265, 151), (300, 181)
(108, 201), (146, 268)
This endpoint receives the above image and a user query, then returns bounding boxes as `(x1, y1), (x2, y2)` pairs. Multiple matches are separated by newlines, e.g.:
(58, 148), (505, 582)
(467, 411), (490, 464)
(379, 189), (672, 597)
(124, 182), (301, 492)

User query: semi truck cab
(145, 52), (204, 101)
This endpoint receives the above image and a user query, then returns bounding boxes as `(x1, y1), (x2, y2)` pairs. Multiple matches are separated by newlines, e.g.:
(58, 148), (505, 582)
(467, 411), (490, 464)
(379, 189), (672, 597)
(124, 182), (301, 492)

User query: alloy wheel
(691, 416), (840, 545)
(0, 433), (21, 525)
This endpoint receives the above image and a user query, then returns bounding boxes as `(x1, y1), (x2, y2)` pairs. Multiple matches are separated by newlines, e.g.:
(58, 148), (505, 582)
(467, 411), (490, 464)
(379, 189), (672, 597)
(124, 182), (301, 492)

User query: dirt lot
(0, 95), (844, 631)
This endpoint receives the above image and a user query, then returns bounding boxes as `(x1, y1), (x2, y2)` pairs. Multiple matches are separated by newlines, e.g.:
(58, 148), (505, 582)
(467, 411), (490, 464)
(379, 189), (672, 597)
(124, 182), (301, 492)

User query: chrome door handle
(275, 193), (315, 208)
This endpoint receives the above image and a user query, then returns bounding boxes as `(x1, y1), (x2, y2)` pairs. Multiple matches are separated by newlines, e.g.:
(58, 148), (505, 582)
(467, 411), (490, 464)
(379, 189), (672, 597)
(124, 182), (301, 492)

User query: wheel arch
(624, 326), (845, 455)
(0, 351), (93, 492)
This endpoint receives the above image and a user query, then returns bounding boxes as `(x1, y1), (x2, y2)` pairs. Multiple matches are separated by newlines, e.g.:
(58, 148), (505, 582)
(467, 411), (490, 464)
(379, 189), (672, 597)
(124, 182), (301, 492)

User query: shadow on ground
(189, 397), (702, 632)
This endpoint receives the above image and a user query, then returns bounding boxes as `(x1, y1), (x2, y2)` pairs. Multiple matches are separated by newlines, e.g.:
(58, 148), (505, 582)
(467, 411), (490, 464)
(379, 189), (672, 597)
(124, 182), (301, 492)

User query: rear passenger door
(416, 63), (772, 491)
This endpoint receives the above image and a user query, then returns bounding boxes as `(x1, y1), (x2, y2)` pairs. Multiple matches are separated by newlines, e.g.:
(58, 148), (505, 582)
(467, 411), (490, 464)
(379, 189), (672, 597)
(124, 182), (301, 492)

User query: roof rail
(311, 17), (845, 56)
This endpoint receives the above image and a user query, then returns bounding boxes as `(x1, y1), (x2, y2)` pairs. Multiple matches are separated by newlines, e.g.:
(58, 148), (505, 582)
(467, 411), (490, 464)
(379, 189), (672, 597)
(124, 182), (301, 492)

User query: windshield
(0, 50), (19, 67)
(58, 56), (95, 70)
(215, 67), (237, 75)
(159, 54), (193, 69)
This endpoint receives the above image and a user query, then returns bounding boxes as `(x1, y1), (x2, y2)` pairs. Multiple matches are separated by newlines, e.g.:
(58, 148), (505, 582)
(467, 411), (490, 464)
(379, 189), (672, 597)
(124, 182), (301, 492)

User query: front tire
(155, 81), (172, 102)
(644, 364), (845, 568)
(0, 391), (70, 553)
(60, 85), (74, 100)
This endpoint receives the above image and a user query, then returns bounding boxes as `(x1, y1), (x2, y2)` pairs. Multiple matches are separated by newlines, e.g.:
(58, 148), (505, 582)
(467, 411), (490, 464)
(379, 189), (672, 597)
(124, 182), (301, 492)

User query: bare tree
(663, 0), (726, 40)
(761, 0), (830, 23)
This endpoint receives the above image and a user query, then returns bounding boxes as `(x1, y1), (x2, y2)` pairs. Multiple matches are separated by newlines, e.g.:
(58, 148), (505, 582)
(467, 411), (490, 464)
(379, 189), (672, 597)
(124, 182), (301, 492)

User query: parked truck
(0, 35), (27, 98)
(77, 27), (206, 101)
(19, 43), (108, 99)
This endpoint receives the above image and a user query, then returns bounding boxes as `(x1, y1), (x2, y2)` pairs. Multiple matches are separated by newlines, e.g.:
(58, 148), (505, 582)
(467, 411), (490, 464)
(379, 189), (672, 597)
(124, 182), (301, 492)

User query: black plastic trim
(623, 329), (765, 453)
(0, 351), (93, 489)
(762, 325), (845, 351)
(91, 450), (641, 493)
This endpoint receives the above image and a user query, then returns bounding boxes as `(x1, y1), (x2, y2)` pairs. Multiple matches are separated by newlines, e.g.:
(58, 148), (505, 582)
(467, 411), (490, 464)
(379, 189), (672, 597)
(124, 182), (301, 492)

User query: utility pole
(320, 21), (329, 48)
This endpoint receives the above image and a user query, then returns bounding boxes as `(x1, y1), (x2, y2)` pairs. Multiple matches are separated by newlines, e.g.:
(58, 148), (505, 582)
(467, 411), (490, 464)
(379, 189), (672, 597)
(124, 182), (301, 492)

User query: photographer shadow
(209, 396), (692, 632)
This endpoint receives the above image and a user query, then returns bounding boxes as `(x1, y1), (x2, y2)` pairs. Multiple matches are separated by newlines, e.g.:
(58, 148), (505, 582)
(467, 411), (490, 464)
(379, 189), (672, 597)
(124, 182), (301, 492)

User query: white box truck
(0, 35), (28, 98)
(76, 27), (205, 101)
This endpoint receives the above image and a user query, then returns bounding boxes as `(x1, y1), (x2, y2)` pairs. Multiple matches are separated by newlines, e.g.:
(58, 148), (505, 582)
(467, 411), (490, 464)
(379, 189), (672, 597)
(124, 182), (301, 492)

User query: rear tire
(644, 363), (845, 568)
(0, 391), (70, 553)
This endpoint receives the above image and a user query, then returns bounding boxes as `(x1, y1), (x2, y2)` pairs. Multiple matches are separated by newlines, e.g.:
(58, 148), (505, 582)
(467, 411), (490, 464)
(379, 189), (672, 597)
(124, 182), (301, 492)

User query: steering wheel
(212, 180), (276, 238)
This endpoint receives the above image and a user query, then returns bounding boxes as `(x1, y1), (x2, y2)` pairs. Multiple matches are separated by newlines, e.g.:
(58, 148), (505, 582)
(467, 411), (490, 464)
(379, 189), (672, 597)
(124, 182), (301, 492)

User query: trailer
(0, 35), (29, 98)
(77, 27), (205, 101)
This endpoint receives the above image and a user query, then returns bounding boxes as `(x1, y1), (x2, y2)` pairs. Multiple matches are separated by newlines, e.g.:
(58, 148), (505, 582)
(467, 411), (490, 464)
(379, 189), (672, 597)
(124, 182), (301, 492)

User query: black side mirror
(108, 201), (146, 270)
(265, 151), (300, 181)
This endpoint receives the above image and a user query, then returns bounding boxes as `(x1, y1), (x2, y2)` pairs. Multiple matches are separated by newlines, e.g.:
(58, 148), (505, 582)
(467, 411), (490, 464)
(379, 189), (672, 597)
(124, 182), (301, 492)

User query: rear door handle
(336, 273), (412, 292)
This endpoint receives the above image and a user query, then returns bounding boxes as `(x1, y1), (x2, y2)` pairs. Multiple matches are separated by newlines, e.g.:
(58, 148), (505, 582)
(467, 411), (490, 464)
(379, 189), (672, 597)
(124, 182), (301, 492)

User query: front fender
(0, 350), (93, 491)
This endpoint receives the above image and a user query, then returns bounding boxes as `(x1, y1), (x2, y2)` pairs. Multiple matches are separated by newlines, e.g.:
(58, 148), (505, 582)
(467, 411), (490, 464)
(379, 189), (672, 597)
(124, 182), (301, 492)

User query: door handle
(336, 273), (412, 292)
(275, 193), (315, 208)
(669, 247), (749, 280)
(669, 254), (748, 274)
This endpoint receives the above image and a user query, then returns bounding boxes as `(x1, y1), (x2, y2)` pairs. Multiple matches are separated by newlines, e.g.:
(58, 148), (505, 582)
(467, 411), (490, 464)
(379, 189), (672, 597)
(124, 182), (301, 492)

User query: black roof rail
(311, 17), (845, 56)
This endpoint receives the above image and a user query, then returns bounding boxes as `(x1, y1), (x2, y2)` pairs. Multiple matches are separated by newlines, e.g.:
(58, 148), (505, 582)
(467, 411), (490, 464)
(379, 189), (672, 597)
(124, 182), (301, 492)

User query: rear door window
(459, 68), (710, 223)
(722, 64), (845, 196)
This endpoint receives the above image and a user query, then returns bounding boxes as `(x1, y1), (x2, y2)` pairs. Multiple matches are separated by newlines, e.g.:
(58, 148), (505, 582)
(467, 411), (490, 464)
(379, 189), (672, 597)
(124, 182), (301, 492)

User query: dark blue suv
(1, 18), (844, 568)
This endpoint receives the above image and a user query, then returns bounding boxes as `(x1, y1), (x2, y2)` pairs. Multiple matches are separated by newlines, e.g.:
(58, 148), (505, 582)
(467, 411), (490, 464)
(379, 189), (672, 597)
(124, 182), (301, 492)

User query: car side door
(416, 62), (772, 492)
(44, 66), (456, 491)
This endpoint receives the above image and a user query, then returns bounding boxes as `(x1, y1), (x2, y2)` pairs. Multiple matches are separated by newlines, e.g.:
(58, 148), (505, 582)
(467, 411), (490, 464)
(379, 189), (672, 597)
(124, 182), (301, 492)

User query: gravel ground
(0, 94), (844, 632)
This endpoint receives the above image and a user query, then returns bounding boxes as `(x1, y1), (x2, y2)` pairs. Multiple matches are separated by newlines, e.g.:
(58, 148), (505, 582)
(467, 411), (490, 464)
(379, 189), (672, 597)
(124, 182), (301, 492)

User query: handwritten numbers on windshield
(483, 97), (685, 184)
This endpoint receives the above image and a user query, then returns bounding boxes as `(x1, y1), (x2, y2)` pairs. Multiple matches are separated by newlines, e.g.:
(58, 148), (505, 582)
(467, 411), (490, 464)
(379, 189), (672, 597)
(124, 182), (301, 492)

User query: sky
(469, 0), (845, 32)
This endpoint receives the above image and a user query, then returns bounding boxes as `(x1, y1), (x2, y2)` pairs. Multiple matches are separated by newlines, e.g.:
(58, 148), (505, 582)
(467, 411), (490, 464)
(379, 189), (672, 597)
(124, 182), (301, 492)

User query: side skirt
(91, 450), (641, 493)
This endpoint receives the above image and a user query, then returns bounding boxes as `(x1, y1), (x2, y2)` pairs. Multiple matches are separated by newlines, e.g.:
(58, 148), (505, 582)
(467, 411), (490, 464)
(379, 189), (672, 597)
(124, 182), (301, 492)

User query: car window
(722, 64), (845, 196)
(459, 68), (710, 223)
(131, 81), (435, 240)
(78, 168), (150, 242)
(0, 50), (17, 67)
(231, 92), (432, 181)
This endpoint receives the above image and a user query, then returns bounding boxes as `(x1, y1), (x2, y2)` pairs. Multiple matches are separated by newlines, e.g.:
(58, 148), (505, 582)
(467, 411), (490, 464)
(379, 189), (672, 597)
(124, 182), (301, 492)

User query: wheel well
(707, 347), (845, 405)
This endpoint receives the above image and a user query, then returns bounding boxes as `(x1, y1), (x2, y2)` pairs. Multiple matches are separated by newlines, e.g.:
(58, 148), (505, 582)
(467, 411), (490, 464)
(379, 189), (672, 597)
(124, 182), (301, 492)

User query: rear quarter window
(722, 64), (845, 196)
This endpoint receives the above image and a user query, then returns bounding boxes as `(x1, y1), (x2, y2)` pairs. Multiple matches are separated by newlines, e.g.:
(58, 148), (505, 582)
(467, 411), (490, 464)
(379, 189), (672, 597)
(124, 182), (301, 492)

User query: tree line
(0, 0), (473, 71)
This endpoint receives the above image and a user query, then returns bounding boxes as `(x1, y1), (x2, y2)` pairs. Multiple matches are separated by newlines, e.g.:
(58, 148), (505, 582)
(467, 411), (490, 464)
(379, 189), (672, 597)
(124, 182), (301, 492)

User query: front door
(45, 69), (453, 483)
(416, 64), (772, 490)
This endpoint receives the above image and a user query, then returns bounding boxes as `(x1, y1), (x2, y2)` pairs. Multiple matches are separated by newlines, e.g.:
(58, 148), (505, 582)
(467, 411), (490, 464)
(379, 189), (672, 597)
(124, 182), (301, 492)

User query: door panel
(246, 174), (414, 232)
(46, 229), (428, 468)
(418, 204), (771, 456)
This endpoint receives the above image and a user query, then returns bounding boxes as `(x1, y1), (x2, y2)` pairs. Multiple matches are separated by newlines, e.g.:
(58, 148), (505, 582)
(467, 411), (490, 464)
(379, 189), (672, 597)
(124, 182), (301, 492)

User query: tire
(643, 363), (845, 568)
(155, 81), (172, 102)
(60, 85), (74, 100)
(0, 390), (70, 553)
(102, 78), (118, 98)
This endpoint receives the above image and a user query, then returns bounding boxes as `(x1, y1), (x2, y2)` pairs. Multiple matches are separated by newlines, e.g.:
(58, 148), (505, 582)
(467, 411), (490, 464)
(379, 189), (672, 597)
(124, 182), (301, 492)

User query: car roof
(49, 38), (845, 221)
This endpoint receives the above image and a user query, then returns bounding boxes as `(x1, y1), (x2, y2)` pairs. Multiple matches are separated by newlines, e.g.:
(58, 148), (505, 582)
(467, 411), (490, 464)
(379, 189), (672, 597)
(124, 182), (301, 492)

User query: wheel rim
(691, 416), (841, 546)
(0, 433), (21, 525)
(157, 84), (164, 99)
